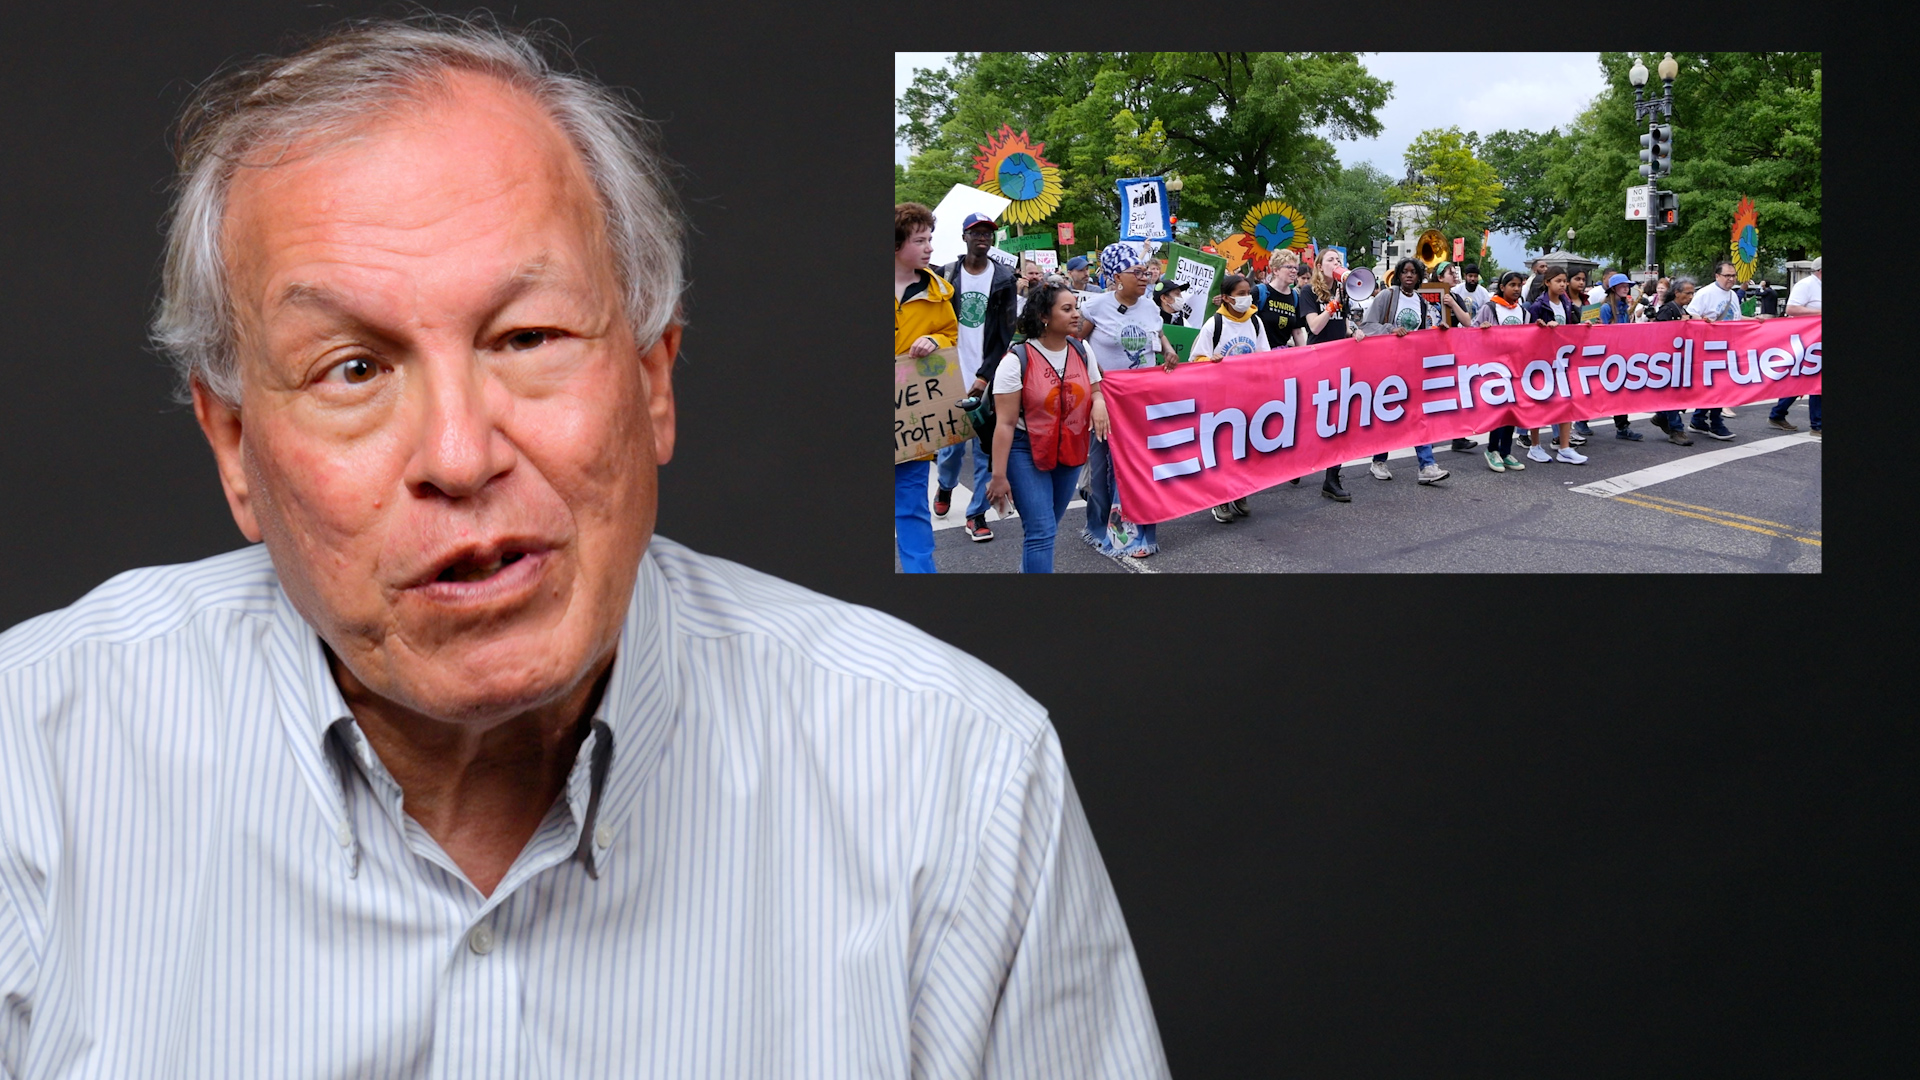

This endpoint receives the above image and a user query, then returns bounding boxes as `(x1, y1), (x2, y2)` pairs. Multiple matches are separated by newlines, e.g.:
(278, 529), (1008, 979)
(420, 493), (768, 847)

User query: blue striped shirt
(0, 538), (1167, 1078)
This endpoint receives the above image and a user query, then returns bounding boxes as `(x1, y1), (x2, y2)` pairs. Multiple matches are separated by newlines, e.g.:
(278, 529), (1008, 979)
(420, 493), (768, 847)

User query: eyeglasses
(1716, 271), (1736, 279)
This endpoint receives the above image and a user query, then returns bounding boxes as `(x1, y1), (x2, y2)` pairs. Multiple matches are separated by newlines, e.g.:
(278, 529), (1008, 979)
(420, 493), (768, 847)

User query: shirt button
(467, 924), (496, 956)
(594, 823), (615, 849)
(336, 821), (353, 847)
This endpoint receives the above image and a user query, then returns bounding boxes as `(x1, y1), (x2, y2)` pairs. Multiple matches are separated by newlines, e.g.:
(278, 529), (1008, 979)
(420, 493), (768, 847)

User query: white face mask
(1228, 295), (1252, 313)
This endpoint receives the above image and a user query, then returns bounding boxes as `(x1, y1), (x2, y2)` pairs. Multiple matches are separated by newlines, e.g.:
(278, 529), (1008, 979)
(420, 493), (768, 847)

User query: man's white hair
(151, 14), (686, 406)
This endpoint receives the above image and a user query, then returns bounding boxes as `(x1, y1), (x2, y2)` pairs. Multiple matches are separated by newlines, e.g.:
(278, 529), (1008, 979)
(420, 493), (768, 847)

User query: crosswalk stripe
(1568, 432), (1818, 498)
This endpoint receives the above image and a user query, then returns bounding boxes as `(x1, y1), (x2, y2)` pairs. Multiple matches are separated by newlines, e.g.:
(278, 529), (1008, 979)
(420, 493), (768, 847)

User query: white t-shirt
(1687, 280), (1744, 321)
(992, 340), (1101, 432)
(1190, 311), (1270, 361)
(1391, 290), (1424, 331)
(955, 264), (994, 376)
(1451, 282), (1490, 319)
(1787, 274), (1822, 312)
(1543, 297), (1570, 324)
(1077, 291), (1165, 373)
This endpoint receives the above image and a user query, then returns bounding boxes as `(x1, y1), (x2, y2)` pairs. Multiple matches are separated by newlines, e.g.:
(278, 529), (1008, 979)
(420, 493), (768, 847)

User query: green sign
(1163, 242), (1228, 328)
(999, 232), (1054, 254)
(1161, 325), (1200, 363)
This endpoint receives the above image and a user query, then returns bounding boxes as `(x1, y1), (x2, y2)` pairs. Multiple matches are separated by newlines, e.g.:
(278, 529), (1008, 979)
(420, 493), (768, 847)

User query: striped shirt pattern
(0, 538), (1167, 1078)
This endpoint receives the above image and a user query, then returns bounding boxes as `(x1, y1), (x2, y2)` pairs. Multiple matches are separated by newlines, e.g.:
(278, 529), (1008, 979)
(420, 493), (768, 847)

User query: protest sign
(999, 232), (1053, 254)
(1057, 222), (1075, 246)
(1100, 316), (1822, 523)
(984, 247), (1018, 271)
(1116, 176), (1171, 241)
(894, 347), (974, 464)
(1164, 242), (1227, 328)
(1029, 249), (1058, 272)
(1162, 325), (1200, 363)
(1579, 303), (1603, 324)
(928, 184), (1010, 267)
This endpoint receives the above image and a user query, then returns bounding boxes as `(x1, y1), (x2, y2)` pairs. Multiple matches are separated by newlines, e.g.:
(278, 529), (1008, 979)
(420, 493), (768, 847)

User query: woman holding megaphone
(1299, 247), (1360, 501)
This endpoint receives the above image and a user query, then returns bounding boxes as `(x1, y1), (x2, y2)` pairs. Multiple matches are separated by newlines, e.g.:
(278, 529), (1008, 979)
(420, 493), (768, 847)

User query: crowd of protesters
(897, 201), (1821, 572)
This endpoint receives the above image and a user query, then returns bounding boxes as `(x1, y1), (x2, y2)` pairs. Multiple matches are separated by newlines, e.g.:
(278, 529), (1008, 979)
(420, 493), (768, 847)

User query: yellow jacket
(895, 268), (958, 356)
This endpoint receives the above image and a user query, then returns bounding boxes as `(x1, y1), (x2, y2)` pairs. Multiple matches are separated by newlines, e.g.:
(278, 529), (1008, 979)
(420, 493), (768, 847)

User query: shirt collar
(261, 542), (681, 879)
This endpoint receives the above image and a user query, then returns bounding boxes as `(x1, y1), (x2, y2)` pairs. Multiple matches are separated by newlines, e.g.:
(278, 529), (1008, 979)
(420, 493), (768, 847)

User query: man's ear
(639, 324), (680, 466)
(191, 378), (263, 543)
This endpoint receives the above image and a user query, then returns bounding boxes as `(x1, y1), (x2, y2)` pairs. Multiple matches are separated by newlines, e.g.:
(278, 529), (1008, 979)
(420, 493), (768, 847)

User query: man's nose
(404, 354), (515, 500)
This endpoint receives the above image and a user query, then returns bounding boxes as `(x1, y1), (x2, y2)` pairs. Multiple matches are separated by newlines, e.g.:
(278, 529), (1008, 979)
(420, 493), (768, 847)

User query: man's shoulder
(0, 545), (280, 676)
(645, 538), (1048, 746)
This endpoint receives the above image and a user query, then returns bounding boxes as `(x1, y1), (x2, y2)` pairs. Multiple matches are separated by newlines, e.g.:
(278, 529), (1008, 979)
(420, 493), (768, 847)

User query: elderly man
(0, 18), (1167, 1078)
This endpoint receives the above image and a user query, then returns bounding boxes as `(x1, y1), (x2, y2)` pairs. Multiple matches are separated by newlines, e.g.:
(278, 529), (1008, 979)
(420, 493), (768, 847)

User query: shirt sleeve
(910, 725), (1169, 1079)
(991, 353), (1023, 396)
(1189, 319), (1217, 361)
(0, 694), (56, 1079)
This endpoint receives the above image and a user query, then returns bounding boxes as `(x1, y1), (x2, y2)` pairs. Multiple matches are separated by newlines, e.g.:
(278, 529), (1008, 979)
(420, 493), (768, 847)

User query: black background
(2, 7), (1906, 1074)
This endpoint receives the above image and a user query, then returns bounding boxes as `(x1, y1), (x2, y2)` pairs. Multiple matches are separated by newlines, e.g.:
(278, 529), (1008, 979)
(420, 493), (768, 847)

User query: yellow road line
(1629, 493), (1814, 532)
(1611, 496), (1822, 546)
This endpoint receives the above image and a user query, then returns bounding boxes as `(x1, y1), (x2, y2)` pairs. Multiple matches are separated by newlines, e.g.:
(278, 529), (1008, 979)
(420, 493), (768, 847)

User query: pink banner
(1101, 316), (1822, 524)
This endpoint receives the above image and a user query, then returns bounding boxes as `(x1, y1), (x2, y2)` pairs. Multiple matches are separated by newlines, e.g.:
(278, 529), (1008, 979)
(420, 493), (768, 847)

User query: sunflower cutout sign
(1730, 196), (1760, 284)
(1219, 199), (1309, 273)
(972, 126), (1063, 226)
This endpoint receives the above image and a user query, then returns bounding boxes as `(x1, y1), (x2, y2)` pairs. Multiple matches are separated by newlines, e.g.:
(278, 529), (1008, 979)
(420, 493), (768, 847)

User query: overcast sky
(894, 52), (1610, 269)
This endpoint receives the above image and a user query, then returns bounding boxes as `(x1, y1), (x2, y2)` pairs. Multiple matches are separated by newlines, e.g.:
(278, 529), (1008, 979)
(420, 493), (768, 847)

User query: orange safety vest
(1014, 339), (1092, 471)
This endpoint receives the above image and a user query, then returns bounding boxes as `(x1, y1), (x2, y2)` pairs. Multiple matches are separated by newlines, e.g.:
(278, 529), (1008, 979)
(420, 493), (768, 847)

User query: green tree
(1481, 127), (1571, 253)
(1300, 162), (1395, 260)
(1538, 53), (1820, 278)
(891, 53), (1393, 256)
(1387, 127), (1504, 246)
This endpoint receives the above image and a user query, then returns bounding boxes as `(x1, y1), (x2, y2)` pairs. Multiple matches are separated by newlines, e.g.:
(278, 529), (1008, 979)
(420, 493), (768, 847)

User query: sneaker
(1810, 428), (1822, 438)
(1289, 477), (1301, 485)
(1212, 504), (1235, 523)
(1569, 432), (1588, 446)
(964, 516), (994, 542)
(1417, 463), (1450, 485)
(933, 487), (953, 516)
(1706, 422), (1736, 441)
(1230, 497), (1251, 517)
(1721, 406), (1738, 417)
(1518, 430), (1533, 447)
(1615, 427), (1644, 441)
(1527, 444), (1552, 463)
(1484, 449), (1505, 472)
(1767, 416), (1799, 431)
(1501, 453), (1526, 471)
(1689, 416), (1714, 436)
(1573, 421), (1595, 437)
(1369, 460), (1393, 481)
(1555, 446), (1588, 464)
(1667, 430), (1693, 445)
(1451, 437), (1477, 451)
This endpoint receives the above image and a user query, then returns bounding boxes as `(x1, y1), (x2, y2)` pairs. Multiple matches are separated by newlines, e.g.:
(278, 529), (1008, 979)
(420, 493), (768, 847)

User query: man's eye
(324, 357), (381, 384)
(506, 329), (556, 351)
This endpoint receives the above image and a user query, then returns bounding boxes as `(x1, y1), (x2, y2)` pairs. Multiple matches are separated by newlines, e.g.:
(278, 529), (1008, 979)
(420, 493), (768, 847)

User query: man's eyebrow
(271, 253), (584, 320)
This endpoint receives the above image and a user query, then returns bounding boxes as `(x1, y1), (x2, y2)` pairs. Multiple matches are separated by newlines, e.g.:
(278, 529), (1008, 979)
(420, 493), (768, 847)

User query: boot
(1321, 466), (1350, 502)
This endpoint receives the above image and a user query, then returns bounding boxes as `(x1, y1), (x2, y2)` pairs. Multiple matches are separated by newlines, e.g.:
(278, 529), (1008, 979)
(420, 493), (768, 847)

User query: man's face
(1275, 263), (1298, 287)
(1533, 261), (1547, 276)
(1464, 271), (1479, 289)
(1068, 267), (1088, 288)
(196, 72), (677, 727)
(963, 225), (994, 258)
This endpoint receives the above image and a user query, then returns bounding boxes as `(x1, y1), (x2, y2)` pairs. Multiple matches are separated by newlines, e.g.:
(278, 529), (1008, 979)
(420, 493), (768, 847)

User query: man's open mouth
(437, 551), (527, 583)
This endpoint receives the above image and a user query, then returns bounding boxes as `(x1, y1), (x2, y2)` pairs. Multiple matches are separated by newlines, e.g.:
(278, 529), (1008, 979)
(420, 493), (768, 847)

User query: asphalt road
(913, 398), (1821, 574)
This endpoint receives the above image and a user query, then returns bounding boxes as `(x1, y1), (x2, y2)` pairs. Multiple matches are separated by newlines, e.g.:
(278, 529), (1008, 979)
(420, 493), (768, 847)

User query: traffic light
(1656, 189), (1678, 228)
(1640, 124), (1673, 179)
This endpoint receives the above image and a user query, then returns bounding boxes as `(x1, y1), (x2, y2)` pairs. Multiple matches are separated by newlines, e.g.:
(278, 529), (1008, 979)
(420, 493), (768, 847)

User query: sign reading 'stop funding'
(1116, 176), (1171, 241)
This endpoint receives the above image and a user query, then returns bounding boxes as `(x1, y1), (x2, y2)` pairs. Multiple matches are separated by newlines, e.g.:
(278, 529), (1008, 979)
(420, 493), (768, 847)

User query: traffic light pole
(1631, 55), (1678, 280)
(1645, 122), (1659, 278)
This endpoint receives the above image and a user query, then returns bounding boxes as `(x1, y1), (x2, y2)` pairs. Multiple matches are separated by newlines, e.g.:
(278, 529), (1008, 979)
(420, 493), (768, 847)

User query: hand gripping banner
(1100, 316), (1821, 524)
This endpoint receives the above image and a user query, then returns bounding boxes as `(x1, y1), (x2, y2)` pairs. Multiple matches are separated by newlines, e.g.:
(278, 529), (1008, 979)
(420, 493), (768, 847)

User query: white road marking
(1570, 433), (1819, 498)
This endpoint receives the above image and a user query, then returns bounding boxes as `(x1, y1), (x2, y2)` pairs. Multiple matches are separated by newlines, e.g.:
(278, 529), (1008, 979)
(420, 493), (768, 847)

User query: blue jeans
(894, 460), (935, 573)
(935, 437), (991, 519)
(1081, 436), (1157, 556)
(1374, 444), (1436, 468)
(1772, 395), (1821, 430)
(1004, 431), (1081, 573)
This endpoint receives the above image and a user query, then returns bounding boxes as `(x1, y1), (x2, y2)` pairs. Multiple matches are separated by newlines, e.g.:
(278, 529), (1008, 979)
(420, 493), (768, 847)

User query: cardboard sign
(928, 184), (1011, 267)
(1029, 249), (1059, 272)
(1452, 236), (1466, 262)
(1579, 303), (1604, 324)
(894, 347), (974, 463)
(1164, 241), (1227, 328)
(1102, 316), (1823, 523)
(1057, 222), (1075, 246)
(1116, 176), (1171, 241)
(984, 247), (1018, 271)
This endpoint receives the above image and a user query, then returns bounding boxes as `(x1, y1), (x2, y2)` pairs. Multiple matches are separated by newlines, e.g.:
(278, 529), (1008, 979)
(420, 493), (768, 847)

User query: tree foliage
(894, 53), (1391, 255)
(1480, 127), (1570, 252)
(1298, 162), (1395, 260)
(1386, 127), (1505, 246)
(1526, 52), (1821, 278)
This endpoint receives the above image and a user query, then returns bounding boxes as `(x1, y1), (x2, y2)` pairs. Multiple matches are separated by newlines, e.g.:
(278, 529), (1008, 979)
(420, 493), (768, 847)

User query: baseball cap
(1152, 279), (1188, 299)
(1811, 256), (1821, 270)
(1065, 255), (1089, 271)
(960, 212), (997, 234)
